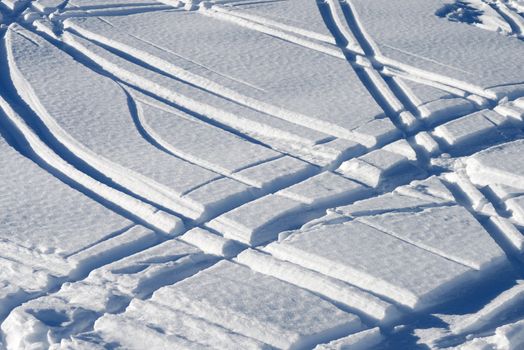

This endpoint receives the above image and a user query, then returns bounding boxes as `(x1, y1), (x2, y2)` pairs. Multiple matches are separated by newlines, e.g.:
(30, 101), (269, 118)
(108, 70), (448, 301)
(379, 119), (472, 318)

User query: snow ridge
(0, 0), (524, 349)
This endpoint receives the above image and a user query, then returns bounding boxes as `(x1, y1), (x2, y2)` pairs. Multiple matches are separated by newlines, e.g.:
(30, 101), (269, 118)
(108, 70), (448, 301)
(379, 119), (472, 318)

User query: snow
(492, 318), (524, 350)
(359, 205), (507, 270)
(0, 124), (173, 317)
(399, 77), (461, 104)
(335, 193), (436, 218)
(264, 220), (477, 310)
(449, 281), (524, 335)
(489, 216), (524, 253)
(236, 249), (401, 324)
(0, 0), (29, 11)
(397, 176), (456, 203)
(420, 97), (476, 125)
(1, 0), (524, 348)
(495, 103), (524, 125)
(1, 238), (216, 349)
(351, 0), (524, 98)
(61, 19), (354, 166)
(506, 195), (524, 226)
(434, 110), (500, 148)
(180, 227), (243, 257)
(382, 139), (418, 161)
(467, 140), (524, 190)
(444, 172), (494, 213)
(214, 0), (335, 45)
(93, 298), (271, 350)
(7, 25), (229, 219)
(413, 131), (441, 155)
(67, 0), (158, 9)
(440, 317), (524, 350)
(0, 132), (132, 257)
(338, 149), (418, 188)
(277, 171), (370, 207)
(233, 155), (317, 190)
(207, 194), (307, 245)
(150, 260), (363, 349)
(135, 95), (281, 175)
(64, 9), (390, 145)
(32, 0), (65, 14)
(313, 327), (384, 350)
(0, 94), (182, 235)
(332, 176), (455, 221)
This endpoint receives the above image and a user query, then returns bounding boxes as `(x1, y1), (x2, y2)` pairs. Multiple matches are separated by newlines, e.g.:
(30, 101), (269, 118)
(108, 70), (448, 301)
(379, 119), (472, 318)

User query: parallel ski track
(1, 1), (524, 348)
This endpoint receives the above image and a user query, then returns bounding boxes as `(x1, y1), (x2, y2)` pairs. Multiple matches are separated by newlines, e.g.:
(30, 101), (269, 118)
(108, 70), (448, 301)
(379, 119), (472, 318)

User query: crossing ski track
(1, 0), (524, 349)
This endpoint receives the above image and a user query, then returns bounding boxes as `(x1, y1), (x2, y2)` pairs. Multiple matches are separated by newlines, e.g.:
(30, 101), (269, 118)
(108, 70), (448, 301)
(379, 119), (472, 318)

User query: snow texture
(0, 0), (524, 349)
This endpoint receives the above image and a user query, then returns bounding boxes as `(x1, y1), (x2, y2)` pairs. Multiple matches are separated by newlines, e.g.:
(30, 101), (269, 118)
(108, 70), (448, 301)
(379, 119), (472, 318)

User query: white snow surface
(0, 0), (524, 349)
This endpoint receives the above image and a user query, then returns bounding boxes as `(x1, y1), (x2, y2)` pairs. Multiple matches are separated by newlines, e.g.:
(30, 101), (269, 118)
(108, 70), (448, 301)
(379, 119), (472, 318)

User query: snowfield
(0, 0), (524, 349)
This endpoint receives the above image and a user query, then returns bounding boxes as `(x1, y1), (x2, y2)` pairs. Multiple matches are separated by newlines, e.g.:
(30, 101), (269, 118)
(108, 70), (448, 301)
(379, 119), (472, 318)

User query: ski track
(483, 0), (524, 39)
(206, 0), (498, 101)
(0, 1), (524, 349)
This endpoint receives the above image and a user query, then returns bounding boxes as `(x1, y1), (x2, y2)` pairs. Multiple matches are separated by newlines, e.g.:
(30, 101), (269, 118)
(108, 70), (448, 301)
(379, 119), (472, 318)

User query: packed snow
(0, 0), (524, 349)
